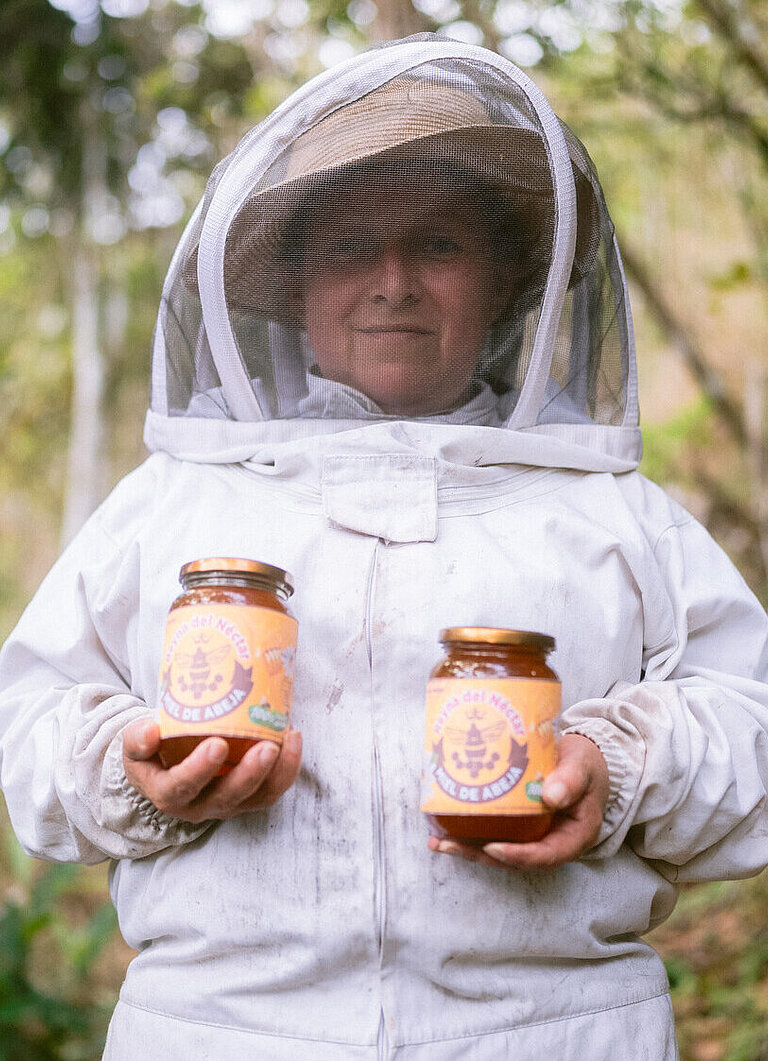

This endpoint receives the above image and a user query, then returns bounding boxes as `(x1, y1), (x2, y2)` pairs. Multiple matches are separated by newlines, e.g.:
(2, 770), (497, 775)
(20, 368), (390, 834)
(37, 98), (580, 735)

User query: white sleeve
(562, 511), (768, 882)
(0, 476), (211, 864)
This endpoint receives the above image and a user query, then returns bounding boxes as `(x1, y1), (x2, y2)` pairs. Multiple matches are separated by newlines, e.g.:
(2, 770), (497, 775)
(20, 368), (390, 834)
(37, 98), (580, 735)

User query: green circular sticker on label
(248, 702), (287, 731)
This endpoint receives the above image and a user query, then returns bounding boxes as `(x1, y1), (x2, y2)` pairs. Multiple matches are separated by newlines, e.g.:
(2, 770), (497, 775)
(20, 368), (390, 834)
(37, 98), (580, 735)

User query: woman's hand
(122, 719), (302, 824)
(428, 733), (609, 870)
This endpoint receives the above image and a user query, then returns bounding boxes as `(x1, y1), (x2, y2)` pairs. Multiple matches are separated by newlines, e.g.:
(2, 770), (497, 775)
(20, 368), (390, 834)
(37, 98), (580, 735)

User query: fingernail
(207, 739), (228, 765)
(484, 844), (522, 865)
(258, 742), (280, 767)
(543, 779), (567, 808)
(137, 721), (155, 753)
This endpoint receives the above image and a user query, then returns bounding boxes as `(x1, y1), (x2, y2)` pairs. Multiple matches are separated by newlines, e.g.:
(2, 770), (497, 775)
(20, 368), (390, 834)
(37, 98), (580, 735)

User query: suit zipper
(365, 542), (388, 1060)
(377, 1011), (390, 1061)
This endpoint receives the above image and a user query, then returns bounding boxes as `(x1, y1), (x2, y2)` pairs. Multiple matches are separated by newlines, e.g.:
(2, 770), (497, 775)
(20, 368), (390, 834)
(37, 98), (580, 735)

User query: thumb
(123, 718), (161, 762)
(541, 738), (592, 811)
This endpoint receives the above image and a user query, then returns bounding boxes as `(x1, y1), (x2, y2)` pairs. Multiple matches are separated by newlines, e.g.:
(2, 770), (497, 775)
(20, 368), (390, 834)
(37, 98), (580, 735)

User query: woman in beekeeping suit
(1, 33), (767, 1061)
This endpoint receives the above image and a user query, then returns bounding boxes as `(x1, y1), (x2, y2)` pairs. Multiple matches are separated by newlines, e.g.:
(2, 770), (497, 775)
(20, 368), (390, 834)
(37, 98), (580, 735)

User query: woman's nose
(370, 246), (418, 305)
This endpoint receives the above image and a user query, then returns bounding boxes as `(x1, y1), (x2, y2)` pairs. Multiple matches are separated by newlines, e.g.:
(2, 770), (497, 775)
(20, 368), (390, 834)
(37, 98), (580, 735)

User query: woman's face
(294, 180), (509, 416)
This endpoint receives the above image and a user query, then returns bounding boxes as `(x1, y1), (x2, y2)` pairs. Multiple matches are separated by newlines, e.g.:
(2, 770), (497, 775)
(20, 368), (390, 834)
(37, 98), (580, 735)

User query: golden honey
(421, 628), (560, 844)
(156, 558), (297, 774)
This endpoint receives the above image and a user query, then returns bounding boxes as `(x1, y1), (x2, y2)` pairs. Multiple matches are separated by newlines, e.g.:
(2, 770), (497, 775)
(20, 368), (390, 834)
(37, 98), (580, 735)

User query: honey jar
(421, 628), (560, 844)
(156, 558), (297, 774)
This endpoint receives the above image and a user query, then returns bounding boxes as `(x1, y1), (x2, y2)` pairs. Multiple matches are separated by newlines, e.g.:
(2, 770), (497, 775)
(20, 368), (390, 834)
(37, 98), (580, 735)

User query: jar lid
(440, 627), (555, 651)
(180, 557), (294, 596)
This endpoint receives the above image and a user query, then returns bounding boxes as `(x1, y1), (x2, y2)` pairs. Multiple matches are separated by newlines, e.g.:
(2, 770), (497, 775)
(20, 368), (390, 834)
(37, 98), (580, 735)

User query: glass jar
(156, 558), (297, 774)
(420, 628), (560, 844)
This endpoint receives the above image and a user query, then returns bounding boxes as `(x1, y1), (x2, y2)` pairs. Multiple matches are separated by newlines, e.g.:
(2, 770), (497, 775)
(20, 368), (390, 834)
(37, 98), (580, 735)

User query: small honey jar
(156, 558), (297, 774)
(420, 627), (560, 844)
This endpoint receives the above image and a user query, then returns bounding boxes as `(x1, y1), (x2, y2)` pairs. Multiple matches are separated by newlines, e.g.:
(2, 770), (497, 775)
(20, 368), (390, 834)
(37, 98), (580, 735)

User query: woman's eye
(421, 235), (462, 256)
(327, 236), (372, 262)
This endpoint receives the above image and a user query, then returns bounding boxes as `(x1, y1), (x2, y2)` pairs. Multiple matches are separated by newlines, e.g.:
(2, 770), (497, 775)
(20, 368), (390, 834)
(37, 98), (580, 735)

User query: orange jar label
(156, 603), (298, 743)
(420, 678), (560, 816)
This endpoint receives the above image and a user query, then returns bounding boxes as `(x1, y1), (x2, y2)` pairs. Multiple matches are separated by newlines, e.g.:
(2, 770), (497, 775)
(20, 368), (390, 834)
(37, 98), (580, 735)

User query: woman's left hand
(428, 733), (610, 871)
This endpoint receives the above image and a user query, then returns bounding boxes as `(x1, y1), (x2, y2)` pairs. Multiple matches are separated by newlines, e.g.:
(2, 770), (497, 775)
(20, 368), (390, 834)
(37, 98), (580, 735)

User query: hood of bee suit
(144, 34), (641, 474)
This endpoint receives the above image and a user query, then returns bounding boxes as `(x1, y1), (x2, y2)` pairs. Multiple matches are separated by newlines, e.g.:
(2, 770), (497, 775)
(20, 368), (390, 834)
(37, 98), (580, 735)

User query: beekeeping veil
(145, 35), (641, 472)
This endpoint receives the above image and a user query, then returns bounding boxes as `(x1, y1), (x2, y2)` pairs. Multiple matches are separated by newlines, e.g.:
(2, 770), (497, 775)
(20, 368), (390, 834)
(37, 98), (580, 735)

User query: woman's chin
(374, 393), (456, 417)
(359, 378), (470, 418)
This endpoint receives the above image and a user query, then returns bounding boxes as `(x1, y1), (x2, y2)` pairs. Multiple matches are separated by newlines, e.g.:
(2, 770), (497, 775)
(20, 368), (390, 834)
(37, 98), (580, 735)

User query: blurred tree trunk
(371, 0), (427, 41)
(744, 365), (768, 581)
(61, 242), (106, 546)
(60, 96), (107, 546)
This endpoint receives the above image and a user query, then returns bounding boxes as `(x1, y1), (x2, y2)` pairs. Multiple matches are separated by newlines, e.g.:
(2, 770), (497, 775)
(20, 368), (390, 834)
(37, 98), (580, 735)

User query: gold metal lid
(179, 557), (294, 595)
(440, 627), (555, 652)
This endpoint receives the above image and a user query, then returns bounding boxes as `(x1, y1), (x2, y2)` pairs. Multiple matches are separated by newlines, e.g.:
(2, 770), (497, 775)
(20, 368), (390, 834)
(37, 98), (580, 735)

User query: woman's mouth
(356, 326), (433, 334)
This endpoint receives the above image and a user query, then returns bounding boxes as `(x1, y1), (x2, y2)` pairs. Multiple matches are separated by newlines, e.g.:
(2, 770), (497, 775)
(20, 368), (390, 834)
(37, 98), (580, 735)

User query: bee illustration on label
(174, 635), (230, 700)
(160, 624), (254, 719)
(444, 709), (508, 779)
(429, 701), (530, 804)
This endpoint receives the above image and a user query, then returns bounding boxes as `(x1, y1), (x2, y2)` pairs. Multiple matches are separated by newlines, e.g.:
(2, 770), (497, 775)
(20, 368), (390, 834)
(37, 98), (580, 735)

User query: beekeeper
(1, 34), (767, 1061)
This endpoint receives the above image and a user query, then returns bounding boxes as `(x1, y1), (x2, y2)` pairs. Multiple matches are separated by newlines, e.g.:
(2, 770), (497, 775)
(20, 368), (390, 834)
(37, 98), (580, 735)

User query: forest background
(0, 0), (766, 1058)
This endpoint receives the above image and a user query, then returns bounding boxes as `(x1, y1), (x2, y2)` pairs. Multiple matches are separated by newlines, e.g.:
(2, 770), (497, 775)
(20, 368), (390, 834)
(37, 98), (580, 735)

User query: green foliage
(134, 6), (258, 125)
(0, 238), (69, 500)
(652, 874), (768, 1061)
(707, 260), (754, 292)
(0, 0), (79, 201)
(640, 395), (715, 485)
(0, 835), (118, 1061)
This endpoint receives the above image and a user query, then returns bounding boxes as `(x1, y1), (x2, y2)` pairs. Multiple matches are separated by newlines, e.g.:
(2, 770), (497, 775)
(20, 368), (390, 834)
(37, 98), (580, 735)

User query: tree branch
(618, 240), (748, 446)
(696, 0), (768, 94)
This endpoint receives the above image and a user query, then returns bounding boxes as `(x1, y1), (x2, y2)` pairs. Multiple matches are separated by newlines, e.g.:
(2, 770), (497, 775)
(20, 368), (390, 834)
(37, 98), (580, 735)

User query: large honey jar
(421, 628), (560, 844)
(156, 558), (297, 774)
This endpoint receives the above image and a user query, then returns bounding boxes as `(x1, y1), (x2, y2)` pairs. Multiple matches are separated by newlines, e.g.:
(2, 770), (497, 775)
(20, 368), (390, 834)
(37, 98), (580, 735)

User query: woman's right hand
(122, 719), (302, 824)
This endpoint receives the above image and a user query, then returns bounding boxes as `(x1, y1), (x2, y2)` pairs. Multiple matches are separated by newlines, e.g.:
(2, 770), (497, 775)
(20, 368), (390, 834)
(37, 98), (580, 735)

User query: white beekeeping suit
(1, 34), (767, 1061)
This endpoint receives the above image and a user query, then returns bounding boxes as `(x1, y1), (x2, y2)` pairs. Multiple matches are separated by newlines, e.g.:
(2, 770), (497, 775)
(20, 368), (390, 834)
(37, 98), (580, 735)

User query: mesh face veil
(148, 37), (640, 465)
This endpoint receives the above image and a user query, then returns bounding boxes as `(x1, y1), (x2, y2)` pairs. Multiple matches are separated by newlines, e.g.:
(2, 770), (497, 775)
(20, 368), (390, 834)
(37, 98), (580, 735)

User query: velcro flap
(321, 454), (438, 543)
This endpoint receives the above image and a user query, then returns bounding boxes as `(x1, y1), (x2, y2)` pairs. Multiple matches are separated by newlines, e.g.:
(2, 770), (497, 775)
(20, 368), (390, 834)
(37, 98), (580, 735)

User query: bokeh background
(0, 1), (766, 1057)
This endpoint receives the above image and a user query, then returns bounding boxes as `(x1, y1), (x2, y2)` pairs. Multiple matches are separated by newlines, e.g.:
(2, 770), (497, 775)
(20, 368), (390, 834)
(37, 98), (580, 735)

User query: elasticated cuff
(99, 728), (212, 856)
(560, 713), (643, 857)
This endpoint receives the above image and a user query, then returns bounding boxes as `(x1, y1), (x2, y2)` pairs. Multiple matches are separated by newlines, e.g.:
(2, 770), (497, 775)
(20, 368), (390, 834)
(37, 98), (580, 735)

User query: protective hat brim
(188, 124), (598, 325)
